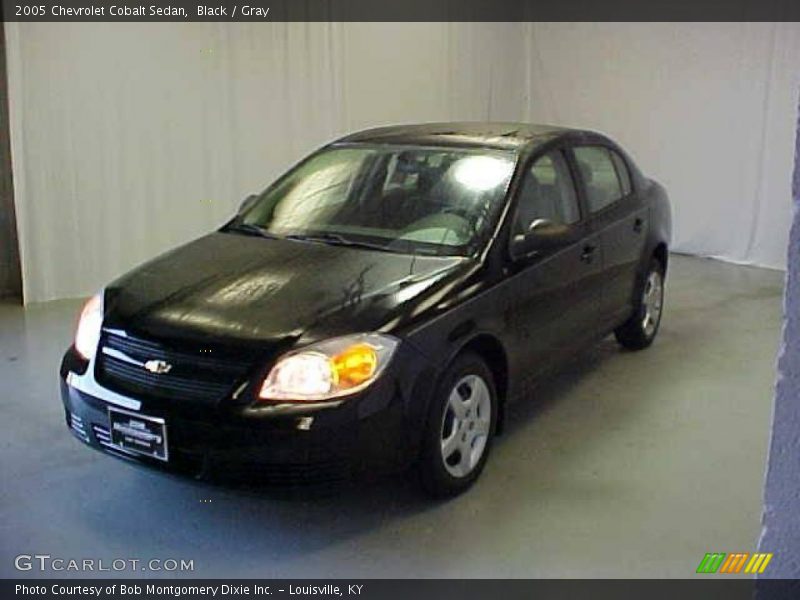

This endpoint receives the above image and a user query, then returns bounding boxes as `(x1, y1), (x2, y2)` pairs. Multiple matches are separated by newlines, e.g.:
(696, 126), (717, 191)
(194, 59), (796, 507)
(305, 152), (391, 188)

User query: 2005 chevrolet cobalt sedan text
(61, 122), (671, 496)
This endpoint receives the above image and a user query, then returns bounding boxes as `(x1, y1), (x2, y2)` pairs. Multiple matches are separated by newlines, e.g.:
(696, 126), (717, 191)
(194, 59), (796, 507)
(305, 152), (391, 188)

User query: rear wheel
(418, 353), (497, 498)
(614, 258), (665, 350)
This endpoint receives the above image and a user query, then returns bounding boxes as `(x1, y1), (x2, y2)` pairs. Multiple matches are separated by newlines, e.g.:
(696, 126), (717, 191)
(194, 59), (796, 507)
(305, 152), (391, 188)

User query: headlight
(74, 293), (103, 360)
(259, 333), (398, 402)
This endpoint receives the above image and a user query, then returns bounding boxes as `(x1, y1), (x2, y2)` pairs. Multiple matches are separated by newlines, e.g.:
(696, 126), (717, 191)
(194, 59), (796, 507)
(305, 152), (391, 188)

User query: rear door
(569, 145), (648, 330)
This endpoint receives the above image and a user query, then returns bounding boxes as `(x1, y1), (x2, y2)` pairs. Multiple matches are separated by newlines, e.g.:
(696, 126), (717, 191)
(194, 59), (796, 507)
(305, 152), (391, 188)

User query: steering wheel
(397, 212), (473, 245)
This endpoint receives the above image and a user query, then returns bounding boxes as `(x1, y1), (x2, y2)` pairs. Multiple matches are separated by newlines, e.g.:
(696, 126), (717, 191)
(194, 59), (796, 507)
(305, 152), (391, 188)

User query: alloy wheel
(440, 374), (492, 478)
(642, 269), (664, 337)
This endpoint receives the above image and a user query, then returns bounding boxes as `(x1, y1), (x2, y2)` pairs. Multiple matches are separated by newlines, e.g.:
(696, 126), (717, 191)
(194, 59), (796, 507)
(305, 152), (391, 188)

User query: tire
(418, 352), (498, 498)
(614, 258), (665, 350)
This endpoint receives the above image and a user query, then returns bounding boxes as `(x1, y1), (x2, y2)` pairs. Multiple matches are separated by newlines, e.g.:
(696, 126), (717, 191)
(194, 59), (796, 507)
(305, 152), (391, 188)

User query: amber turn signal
(331, 343), (378, 388)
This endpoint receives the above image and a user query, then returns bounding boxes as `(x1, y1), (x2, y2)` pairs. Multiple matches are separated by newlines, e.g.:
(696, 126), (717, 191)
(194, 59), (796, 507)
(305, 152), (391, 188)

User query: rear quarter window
(610, 150), (632, 196)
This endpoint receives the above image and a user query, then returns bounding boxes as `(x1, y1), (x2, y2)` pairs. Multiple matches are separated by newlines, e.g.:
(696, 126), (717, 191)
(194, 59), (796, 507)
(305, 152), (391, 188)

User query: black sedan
(61, 122), (671, 496)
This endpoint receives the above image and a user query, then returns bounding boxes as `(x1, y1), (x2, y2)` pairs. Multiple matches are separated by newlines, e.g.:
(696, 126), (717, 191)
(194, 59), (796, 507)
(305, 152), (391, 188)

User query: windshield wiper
(285, 232), (392, 253)
(224, 222), (280, 239)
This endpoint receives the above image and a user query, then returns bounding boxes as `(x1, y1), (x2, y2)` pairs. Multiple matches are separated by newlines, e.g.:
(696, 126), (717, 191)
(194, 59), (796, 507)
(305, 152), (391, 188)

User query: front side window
(237, 145), (516, 256)
(573, 146), (625, 213)
(513, 150), (580, 234)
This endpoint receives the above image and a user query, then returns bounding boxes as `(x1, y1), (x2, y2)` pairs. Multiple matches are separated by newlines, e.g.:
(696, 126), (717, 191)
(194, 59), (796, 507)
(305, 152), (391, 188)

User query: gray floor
(0, 255), (784, 578)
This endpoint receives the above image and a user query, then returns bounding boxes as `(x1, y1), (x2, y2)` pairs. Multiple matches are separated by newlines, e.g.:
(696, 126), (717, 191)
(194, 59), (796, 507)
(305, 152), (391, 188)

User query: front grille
(96, 329), (252, 404)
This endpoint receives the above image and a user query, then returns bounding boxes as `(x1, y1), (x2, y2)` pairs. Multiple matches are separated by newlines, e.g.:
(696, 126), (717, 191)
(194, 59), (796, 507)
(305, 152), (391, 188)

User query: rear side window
(573, 146), (625, 213)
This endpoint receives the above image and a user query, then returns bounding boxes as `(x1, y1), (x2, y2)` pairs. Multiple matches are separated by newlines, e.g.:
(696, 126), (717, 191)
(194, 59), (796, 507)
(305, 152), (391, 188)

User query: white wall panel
(524, 22), (800, 270)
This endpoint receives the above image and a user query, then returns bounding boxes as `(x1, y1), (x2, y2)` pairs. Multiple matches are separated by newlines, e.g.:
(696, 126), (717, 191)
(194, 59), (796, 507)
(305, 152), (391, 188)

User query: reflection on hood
(104, 232), (472, 345)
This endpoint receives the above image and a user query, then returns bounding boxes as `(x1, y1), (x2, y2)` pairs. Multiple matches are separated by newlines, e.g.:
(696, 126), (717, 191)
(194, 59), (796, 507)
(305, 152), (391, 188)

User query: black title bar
(3, 0), (800, 22)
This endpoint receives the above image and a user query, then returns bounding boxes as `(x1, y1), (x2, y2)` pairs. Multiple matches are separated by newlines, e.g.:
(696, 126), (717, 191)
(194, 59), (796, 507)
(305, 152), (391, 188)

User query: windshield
(235, 144), (516, 256)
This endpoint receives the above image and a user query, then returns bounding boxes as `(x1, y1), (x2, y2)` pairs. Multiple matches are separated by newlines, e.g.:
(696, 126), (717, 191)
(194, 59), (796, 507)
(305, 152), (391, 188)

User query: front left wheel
(418, 352), (497, 498)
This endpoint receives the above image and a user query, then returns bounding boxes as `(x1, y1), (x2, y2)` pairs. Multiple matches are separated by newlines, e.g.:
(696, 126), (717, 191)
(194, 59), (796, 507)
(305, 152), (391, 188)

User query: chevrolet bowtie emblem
(144, 359), (172, 374)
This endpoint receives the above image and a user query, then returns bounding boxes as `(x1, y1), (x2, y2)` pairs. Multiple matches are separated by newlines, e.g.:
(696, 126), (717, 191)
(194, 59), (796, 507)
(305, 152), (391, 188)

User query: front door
(502, 148), (604, 387)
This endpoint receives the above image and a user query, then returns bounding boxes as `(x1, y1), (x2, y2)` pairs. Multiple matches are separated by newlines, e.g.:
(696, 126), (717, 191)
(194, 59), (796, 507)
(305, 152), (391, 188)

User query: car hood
(104, 232), (473, 346)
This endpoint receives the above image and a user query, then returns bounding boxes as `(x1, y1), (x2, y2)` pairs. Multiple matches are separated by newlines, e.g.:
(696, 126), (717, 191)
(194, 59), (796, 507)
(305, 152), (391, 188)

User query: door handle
(580, 244), (596, 263)
(633, 217), (644, 233)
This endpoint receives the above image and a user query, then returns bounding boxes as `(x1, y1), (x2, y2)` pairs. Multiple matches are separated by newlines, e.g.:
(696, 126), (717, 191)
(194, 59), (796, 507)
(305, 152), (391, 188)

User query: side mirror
(511, 218), (575, 258)
(238, 194), (259, 215)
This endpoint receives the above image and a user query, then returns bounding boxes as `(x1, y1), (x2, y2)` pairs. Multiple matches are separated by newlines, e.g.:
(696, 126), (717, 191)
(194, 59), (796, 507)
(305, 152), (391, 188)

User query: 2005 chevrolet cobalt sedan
(61, 122), (671, 496)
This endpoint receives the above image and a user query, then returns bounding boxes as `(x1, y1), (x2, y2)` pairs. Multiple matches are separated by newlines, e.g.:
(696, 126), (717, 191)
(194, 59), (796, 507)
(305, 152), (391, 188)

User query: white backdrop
(4, 22), (524, 302)
(525, 22), (800, 271)
(5, 22), (799, 302)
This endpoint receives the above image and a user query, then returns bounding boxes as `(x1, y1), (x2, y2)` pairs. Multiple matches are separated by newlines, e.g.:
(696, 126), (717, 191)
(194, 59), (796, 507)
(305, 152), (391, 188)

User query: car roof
(335, 121), (588, 152)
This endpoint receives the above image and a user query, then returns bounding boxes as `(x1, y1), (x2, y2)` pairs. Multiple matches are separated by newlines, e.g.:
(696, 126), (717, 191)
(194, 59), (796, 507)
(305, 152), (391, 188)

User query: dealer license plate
(108, 407), (168, 462)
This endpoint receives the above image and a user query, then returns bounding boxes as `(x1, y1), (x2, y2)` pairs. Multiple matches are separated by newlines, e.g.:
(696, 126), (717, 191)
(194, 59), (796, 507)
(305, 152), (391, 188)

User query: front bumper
(60, 343), (437, 484)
